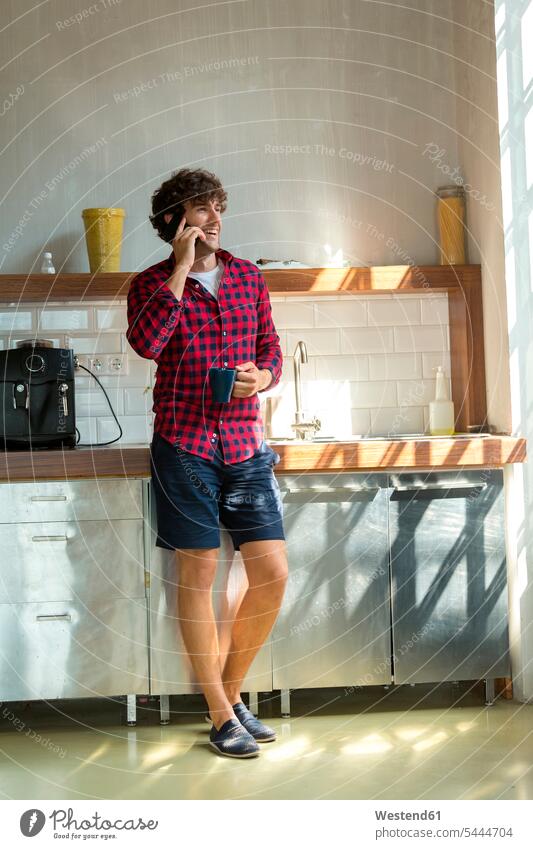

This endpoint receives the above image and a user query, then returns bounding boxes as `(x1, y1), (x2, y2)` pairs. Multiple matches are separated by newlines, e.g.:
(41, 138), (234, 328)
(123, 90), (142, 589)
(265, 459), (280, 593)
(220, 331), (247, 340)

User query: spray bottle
(429, 366), (455, 435)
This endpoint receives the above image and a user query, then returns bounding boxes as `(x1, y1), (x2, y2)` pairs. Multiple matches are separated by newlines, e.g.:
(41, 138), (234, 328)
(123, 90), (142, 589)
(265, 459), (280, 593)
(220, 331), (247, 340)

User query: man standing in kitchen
(126, 168), (288, 759)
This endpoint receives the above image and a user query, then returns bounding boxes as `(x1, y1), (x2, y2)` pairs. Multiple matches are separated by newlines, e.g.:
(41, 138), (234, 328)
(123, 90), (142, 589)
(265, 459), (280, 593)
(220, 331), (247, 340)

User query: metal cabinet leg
(159, 695), (170, 725)
(126, 695), (137, 726)
(485, 678), (496, 706)
(248, 692), (259, 716)
(281, 689), (291, 717)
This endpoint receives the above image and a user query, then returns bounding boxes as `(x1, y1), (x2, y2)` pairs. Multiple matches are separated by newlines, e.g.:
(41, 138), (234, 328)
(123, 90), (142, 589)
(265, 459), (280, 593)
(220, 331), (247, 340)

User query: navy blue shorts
(149, 432), (286, 551)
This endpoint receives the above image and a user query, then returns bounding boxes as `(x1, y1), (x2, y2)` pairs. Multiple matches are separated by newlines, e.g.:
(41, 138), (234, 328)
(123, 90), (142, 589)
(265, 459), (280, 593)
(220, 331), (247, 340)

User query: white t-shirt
(188, 259), (224, 300)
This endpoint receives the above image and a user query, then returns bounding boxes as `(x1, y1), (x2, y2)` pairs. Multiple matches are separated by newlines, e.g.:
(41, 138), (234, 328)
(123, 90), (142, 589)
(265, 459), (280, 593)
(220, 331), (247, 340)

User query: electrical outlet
(88, 356), (105, 374)
(106, 355), (128, 375)
(74, 353), (128, 376)
(74, 354), (90, 372)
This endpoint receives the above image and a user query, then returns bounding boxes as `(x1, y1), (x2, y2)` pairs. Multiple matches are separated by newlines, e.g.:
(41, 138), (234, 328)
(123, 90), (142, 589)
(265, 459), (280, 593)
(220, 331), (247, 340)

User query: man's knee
(176, 548), (218, 590)
(241, 541), (289, 588)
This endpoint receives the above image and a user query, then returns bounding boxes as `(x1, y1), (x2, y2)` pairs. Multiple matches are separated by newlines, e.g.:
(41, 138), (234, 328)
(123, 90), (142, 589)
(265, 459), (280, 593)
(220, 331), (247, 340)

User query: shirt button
(223, 331), (227, 336)
(195, 283), (199, 288)
(223, 361), (228, 366)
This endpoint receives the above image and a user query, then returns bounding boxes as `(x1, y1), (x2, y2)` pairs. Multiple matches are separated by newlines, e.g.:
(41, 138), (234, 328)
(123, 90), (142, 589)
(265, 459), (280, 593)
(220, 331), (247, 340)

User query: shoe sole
(209, 741), (260, 758)
(205, 715), (276, 743)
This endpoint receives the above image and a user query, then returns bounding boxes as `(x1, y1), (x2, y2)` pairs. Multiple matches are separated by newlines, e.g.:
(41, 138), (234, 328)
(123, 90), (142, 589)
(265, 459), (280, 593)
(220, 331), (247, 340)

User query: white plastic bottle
(429, 366), (455, 435)
(40, 251), (55, 274)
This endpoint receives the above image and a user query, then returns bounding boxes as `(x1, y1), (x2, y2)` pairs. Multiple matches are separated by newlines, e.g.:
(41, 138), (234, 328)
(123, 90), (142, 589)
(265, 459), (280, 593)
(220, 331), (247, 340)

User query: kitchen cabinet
(388, 470), (510, 688)
(0, 467), (511, 719)
(272, 472), (391, 706)
(0, 479), (149, 709)
(271, 469), (510, 715)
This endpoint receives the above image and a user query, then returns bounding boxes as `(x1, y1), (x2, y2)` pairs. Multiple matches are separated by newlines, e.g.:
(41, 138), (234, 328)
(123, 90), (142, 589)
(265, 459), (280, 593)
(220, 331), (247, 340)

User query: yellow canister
(82, 207), (125, 273)
(436, 186), (467, 265)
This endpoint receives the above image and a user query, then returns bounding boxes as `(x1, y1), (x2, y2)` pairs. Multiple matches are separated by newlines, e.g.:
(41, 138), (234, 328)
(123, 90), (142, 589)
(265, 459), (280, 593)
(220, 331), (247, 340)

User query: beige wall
(2, 0), (462, 276)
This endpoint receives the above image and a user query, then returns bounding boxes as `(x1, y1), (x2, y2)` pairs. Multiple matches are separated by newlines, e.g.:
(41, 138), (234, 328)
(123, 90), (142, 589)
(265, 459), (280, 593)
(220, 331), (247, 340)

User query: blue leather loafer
(209, 718), (260, 758)
(232, 702), (277, 742)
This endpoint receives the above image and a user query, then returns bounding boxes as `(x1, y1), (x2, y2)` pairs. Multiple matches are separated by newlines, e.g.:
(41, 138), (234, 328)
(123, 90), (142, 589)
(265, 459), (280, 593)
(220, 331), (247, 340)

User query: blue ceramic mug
(208, 367), (237, 403)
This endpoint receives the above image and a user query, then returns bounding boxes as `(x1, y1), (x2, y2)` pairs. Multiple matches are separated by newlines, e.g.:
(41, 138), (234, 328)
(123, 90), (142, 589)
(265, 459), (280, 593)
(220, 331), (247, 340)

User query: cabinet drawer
(0, 598), (149, 702)
(0, 479), (143, 523)
(0, 520), (145, 604)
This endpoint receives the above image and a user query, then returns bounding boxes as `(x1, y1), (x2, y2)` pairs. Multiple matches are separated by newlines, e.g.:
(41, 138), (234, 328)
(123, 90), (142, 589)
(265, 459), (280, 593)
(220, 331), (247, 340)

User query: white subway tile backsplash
(38, 308), (90, 331)
(312, 404), (353, 437)
(0, 287), (451, 444)
(349, 380), (397, 408)
(313, 299), (366, 328)
(420, 294), (449, 325)
(396, 378), (438, 407)
(0, 310), (33, 331)
(370, 405), (425, 436)
(66, 334), (123, 354)
(95, 306), (128, 331)
(369, 352), (421, 380)
(97, 415), (153, 444)
(394, 325), (449, 353)
(76, 388), (124, 417)
(271, 301), (314, 328)
(367, 296), (420, 326)
(74, 417), (97, 444)
(307, 379), (353, 410)
(313, 355), (369, 381)
(286, 328), (340, 355)
(124, 387), (154, 415)
(340, 326), (394, 354)
(350, 408), (372, 436)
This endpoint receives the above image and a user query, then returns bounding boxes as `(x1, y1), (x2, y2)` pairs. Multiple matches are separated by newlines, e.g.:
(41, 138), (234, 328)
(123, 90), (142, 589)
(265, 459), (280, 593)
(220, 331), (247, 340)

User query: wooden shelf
(0, 264), (479, 301)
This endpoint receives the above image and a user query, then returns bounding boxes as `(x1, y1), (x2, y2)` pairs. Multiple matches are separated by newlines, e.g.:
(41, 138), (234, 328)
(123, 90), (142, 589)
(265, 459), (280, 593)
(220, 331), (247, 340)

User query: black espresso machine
(0, 339), (76, 449)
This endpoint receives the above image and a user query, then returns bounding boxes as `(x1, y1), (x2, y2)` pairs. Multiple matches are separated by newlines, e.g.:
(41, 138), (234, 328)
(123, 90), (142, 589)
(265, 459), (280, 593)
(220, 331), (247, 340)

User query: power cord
(74, 360), (123, 447)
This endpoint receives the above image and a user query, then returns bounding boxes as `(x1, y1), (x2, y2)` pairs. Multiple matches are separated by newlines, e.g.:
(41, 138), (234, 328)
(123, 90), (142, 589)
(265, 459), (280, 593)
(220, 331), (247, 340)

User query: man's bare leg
(176, 548), (235, 730)
(222, 539), (288, 706)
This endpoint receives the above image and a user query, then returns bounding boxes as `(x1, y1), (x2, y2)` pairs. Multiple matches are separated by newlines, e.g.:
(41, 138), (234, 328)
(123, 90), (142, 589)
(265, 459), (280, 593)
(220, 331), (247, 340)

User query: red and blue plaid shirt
(126, 248), (283, 463)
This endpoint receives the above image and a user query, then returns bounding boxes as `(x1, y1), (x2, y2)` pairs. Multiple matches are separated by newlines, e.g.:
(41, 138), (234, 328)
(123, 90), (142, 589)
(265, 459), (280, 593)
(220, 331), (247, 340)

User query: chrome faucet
(290, 341), (321, 440)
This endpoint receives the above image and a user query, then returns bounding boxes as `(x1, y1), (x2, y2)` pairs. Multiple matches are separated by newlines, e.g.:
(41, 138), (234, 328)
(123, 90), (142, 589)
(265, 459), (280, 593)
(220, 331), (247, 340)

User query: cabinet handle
(280, 487), (381, 495)
(30, 495), (68, 502)
(393, 483), (487, 492)
(31, 535), (68, 542)
(36, 614), (71, 622)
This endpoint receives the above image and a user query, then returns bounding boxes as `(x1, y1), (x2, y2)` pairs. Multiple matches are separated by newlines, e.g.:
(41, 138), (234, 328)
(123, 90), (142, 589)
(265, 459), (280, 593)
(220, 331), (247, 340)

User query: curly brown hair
(150, 168), (228, 242)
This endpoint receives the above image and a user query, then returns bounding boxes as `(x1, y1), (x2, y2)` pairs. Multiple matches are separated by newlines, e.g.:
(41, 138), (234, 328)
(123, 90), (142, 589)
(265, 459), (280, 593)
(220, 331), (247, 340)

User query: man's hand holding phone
(172, 214), (207, 272)
(165, 214), (206, 298)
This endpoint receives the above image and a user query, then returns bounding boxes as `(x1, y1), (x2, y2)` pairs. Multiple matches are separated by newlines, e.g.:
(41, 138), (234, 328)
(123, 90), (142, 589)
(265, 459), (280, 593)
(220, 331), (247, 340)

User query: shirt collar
(167, 247), (233, 274)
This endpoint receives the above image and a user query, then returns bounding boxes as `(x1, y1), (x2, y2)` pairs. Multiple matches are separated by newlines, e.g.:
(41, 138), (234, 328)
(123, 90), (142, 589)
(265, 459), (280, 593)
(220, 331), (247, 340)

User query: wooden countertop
(0, 435), (526, 481)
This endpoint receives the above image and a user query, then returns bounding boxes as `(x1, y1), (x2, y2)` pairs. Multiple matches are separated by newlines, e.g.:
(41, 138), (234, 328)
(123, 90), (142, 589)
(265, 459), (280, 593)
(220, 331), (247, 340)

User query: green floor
(1, 685), (531, 800)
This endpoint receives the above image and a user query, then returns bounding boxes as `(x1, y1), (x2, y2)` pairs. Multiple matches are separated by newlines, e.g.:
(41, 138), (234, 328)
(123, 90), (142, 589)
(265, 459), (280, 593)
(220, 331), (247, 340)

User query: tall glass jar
(436, 185), (467, 265)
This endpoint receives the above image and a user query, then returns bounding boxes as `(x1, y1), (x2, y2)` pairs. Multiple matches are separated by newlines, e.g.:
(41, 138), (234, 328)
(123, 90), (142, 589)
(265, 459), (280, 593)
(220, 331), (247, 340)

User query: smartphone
(161, 212), (180, 244)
